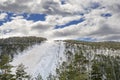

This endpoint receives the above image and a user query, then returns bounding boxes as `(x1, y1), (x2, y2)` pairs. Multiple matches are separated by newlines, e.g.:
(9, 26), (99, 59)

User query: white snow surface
(11, 40), (65, 79)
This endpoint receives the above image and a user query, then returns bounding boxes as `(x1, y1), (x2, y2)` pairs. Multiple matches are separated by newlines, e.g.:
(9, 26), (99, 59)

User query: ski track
(11, 40), (65, 79)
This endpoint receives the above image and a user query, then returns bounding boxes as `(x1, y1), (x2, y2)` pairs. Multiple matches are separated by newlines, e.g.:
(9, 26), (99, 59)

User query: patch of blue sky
(0, 21), (4, 26)
(15, 13), (46, 21)
(84, 2), (100, 13)
(0, 12), (14, 26)
(0, 11), (46, 26)
(101, 13), (112, 18)
(26, 13), (46, 21)
(6, 12), (14, 21)
(61, 0), (66, 5)
(55, 18), (85, 29)
(77, 37), (97, 42)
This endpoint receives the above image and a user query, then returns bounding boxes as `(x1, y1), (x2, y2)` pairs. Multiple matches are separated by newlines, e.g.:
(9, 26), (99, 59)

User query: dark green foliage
(1, 37), (120, 80)
(15, 64), (30, 80)
(0, 36), (46, 58)
(56, 50), (88, 80)
(64, 40), (120, 50)
(57, 40), (120, 80)
(91, 55), (120, 80)
(91, 60), (103, 80)
(0, 36), (46, 44)
(0, 37), (46, 80)
(0, 54), (15, 80)
(47, 73), (56, 80)
(35, 74), (43, 80)
(0, 54), (30, 80)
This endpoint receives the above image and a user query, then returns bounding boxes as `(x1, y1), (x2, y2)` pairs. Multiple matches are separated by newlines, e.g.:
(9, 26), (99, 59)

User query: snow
(10, 40), (120, 80)
(11, 40), (65, 79)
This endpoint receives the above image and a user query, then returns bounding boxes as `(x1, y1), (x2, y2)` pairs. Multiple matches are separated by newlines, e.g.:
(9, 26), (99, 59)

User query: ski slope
(11, 41), (65, 79)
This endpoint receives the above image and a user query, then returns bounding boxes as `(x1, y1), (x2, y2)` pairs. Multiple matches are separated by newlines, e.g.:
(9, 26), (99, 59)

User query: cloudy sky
(0, 0), (120, 41)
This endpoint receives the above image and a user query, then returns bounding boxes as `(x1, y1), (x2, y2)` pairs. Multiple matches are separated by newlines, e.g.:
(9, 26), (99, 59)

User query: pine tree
(0, 54), (15, 80)
(15, 63), (30, 80)
(47, 73), (56, 80)
(35, 74), (43, 80)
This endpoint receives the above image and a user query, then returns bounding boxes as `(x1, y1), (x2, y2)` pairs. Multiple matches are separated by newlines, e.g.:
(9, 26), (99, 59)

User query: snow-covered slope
(11, 40), (65, 79)
(10, 40), (120, 80)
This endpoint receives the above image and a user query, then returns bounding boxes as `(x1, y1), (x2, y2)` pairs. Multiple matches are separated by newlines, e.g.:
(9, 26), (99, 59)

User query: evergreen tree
(0, 54), (15, 80)
(35, 74), (43, 80)
(47, 73), (56, 80)
(15, 63), (30, 80)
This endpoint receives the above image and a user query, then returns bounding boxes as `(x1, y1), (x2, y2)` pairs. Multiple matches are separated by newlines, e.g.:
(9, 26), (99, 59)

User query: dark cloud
(103, 35), (120, 41)
(89, 24), (120, 36)
(31, 23), (52, 32)
(52, 29), (79, 38)
(109, 3), (120, 13)
(0, 0), (31, 13)
(40, 1), (73, 16)
(0, 0), (73, 16)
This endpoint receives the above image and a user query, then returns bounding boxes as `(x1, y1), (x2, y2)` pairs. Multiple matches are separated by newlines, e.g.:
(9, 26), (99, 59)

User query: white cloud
(0, 13), (7, 21)
(45, 15), (82, 25)
(0, 0), (120, 41)
(0, 17), (55, 38)
(10, 16), (24, 20)
(0, 18), (33, 37)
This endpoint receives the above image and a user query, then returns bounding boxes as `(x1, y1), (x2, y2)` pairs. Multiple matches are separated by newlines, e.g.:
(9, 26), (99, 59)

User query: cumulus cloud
(0, 18), (33, 37)
(0, 0), (120, 41)
(0, 0), (102, 15)
(0, 13), (7, 21)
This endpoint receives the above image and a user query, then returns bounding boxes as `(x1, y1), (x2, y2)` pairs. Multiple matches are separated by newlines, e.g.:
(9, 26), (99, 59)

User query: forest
(0, 37), (120, 80)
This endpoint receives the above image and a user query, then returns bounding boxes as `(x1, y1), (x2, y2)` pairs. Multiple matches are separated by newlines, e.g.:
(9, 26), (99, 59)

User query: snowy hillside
(11, 41), (65, 79)
(0, 37), (120, 80)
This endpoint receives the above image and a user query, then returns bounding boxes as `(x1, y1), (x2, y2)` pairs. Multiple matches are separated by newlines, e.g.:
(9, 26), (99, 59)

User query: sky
(0, 0), (120, 41)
